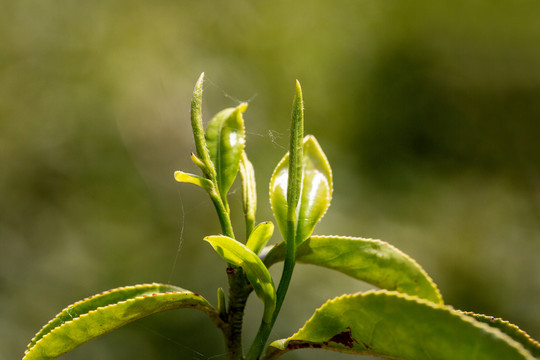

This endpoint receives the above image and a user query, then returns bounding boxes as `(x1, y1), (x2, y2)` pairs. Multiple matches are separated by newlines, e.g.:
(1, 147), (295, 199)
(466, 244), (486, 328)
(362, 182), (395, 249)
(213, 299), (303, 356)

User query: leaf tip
(197, 72), (205, 84)
(293, 80), (303, 108)
(238, 102), (248, 113)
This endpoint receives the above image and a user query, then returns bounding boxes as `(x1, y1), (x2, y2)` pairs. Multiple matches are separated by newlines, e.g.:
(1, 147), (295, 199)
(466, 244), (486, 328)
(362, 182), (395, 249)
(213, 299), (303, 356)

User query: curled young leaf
(174, 171), (214, 192)
(265, 291), (535, 360)
(246, 222), (274, 255)
(190, 73), (216, 178)
(269, 135), (332, 246)
(205, 103), (247, 202)
(204, 235), (276, 322)
(217, 287), (228, 322)
(24, 284), (223, 360)
(240, 152), (257, 236)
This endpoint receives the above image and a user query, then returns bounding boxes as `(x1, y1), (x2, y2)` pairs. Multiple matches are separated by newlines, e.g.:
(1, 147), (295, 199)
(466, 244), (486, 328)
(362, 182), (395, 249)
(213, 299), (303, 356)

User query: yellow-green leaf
(240, 152), (257, 236)
(204, 235), (276, 322)
(24, 283), (223, 360)
(269, 135), (332, 246)
(205, 103), (247, 201)
(246, 222), (274, 255)
(174, 170), (213, 191)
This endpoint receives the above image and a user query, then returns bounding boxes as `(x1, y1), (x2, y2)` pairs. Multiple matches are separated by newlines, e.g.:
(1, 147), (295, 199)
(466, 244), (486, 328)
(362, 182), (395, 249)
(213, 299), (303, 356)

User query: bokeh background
(1, 1), (539, 359)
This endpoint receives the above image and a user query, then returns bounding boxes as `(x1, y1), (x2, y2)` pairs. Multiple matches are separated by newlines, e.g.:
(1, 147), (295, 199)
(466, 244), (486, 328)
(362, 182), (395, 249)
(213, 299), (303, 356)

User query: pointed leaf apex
(193, 73), (205, 101)
(238, 102), (248, 113)
(294, 81), (303, 107)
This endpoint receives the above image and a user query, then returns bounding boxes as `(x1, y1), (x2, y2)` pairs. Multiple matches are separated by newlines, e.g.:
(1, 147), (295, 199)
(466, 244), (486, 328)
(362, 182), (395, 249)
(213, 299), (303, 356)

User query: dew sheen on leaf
(269, 135), (332, 246)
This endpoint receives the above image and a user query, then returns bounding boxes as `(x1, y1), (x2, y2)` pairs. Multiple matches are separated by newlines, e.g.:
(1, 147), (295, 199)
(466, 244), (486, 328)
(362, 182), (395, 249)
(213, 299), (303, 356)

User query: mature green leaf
(204, 235), (276, 321)
(269, 136), (332, 246)
(264, 236), (442, 304)
(246, 222), (274, 255)
(462, 311), (540, 358)
(264, 291), (535, 360)
(239, 152), (257, 236)
(205, 103), (247, 201)
(24, 283), (224, 360)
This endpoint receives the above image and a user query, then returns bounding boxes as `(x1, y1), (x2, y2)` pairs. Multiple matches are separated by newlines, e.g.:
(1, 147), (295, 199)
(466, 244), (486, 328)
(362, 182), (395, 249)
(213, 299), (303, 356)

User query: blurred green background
(1, 0), (539, 359)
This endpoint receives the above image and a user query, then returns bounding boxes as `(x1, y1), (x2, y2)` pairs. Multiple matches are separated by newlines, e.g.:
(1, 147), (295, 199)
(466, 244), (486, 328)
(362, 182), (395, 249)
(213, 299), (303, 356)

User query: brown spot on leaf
(325, 327), (358, 348)
(287, 340), (322, 350)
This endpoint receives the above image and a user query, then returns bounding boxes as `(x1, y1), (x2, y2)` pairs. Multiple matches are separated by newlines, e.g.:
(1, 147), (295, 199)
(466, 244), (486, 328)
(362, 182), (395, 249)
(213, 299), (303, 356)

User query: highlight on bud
(269, 135), (333, 246)
(205, 103), (248, 203)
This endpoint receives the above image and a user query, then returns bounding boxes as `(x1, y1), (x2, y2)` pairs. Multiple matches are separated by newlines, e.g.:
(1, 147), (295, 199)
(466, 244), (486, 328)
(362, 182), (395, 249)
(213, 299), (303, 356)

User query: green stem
(189, 73), (248, 359)
(209, 191), (235, 239)
(246, 220), (296, 360)
(247, 80), (304, 360)
(208, 186), (249, 360)
(209, 187), (248, 360)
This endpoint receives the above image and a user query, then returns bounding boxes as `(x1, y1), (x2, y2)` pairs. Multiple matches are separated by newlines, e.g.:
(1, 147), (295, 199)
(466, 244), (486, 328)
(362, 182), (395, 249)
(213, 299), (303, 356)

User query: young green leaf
(461, 311), (540, 358)
(204, 235), (276, 322)
(269, 136), (332, 246)
(217, 287), (228, 322)
(205, 103), (248, 202)
(286, 80), (304, 231)
(174, 171), (214, 191)
(24, 283), (224, 360)
(190, 73), (215, 179)
(264, 291), (535, 360)
(264, 236), (442, 304)
(239, 152), (257, 236)
(246, 222), (274, 255)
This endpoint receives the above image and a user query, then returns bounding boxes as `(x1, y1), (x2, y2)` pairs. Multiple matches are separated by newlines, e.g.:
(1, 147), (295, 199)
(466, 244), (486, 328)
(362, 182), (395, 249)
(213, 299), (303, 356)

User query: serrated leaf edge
(26, 283), (176, 351)
(264, 235), (443, 305)
(25, 283), (221, 357)
(460, 310), (540, 357)
(271, 290), (534, 360)
(311, 235), (443, 304)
